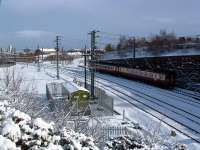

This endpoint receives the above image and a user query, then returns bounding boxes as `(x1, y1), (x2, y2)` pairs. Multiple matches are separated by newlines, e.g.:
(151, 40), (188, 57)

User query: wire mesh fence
(102, 126), (132, 141)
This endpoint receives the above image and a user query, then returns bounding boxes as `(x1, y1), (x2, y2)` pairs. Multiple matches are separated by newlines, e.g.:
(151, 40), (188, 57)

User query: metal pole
(84, 45), (87, 89)
(90, 31), (95, 100)
(133, 37), (136, 67)
(88, 30), (99, 101)
(56, 36), (60, 80)
(42, 48), (43, 62)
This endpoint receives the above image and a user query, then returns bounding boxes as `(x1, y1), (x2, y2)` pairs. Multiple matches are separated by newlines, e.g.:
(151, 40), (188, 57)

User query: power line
(100, 31), (135, 39)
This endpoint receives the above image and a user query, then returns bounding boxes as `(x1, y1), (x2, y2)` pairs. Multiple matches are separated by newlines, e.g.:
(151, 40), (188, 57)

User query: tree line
(105, 30), (200, 52)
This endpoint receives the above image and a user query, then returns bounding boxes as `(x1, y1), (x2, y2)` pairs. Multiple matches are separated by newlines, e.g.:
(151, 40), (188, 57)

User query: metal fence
(85, 83), (114, 114)
(95, 86), (114, 114)
(102, 126), (132, 141)
(46, 82), (69, 111)
(46, 82), (67, 100)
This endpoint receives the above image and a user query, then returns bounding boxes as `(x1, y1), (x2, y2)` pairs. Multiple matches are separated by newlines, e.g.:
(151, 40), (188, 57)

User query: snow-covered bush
(104, 135), (188, 150)
(0, 101), (99, 150)
(0, 135), (20, 150)
(105, 136), (144, 150)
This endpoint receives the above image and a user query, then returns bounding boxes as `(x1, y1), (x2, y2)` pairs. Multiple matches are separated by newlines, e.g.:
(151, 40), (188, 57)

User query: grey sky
(0, 0), (199, 50)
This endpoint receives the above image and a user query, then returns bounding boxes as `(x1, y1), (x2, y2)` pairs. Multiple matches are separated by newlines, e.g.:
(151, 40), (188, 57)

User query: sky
(0, 0), (200, 50)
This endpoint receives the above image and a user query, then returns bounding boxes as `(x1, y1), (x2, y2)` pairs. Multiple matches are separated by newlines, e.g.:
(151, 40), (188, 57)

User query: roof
(62, 81), (89, 94)
(40, 48), (56, 53)
(101, 48), (200, 60)
(47, 80), (89, 94)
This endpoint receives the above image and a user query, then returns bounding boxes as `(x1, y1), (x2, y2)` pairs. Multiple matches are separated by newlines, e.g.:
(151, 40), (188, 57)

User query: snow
(47, 143), (63, 150)
(43, 58), (200, 149)
(2, 118), (21, 142)
(0, 63), (56, 95)
(62, 80), (89, 94)
(40, 48), (56, 53)
(33, 118), (54, 131)
(0, 101), (99, 150)
(67, 51), (82, 56)
(13, 110), (31, 124)
(0, 135), (19, 150)
(1, 59), (200, 149)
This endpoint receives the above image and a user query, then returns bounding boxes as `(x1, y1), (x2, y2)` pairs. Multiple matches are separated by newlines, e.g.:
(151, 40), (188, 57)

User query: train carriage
(90, 62), (175, 88)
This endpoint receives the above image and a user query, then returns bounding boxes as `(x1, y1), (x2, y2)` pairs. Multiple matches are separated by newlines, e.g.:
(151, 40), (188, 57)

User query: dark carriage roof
(100, 48), (200, 61)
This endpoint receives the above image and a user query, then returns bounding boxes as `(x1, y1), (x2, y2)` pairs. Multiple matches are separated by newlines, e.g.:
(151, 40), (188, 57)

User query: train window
(143, 71), (146, 77)
(149, 72), (153, 78)
(141, 71), (145, 77)
(128, 68), (132, 73)
(130, 69), (135, 74)
(156, 74), (160, 80)
(146, 72), (150, 77)
(131, 69), (135, 73)
(135, 70), (140, 76)
(161, 74), (166, 80)
(123, 68), (125, 72)
(124, 68), (127, 73)
(152, 73), (157, 80)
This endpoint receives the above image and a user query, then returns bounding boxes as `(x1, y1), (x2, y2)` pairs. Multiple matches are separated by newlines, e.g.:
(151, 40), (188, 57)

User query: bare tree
(0, 66), (47, 118)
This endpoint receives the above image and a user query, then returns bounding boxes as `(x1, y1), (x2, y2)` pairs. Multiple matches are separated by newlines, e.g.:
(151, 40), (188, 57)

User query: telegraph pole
(132, 37), (136, 68)
(37, 45), (40, 72)
(84, 45), (87, 89)
(13, 48), (16, 62)
(89, 30), (99, 100)
(55, 35), (61, 80)
(42, 48), (44, 62)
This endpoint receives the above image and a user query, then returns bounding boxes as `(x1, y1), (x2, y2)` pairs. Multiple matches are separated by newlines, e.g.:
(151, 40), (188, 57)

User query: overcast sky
(0, 0), (199, 50)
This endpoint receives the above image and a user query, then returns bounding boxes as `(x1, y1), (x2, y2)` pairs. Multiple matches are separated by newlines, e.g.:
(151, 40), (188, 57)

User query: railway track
(96, 84), (200, 144)
(43, 64), (200, 109)
(173, 88), (200, 100)
(42, 64), (200, 143)
(95, 73), (200, 108)
(61, 66), (200, 108)
(84, 67), (200, 106)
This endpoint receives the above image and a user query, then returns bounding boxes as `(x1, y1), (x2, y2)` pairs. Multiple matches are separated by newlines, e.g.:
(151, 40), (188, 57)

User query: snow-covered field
(0, 60), (200, 149)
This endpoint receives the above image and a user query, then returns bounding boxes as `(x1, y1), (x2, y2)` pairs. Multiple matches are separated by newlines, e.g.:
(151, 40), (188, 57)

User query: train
(89, 61), (176, 88)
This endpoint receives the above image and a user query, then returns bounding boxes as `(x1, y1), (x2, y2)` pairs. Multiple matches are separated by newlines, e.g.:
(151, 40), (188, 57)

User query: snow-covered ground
(1, 60), (200, 149)
(43, 58), (200, 149)
(0, 63), (55, 95)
